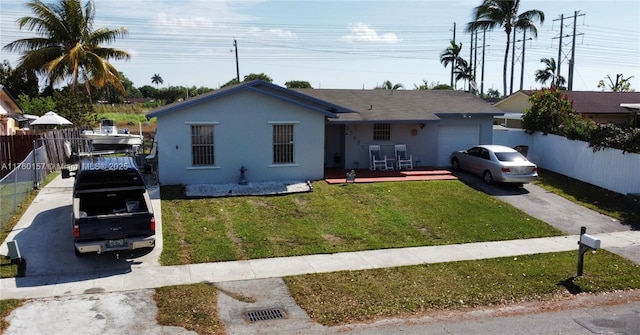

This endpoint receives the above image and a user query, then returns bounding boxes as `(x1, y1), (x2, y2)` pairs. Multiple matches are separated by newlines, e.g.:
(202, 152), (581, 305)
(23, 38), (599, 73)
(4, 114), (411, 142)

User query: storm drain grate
(244, 308), (287, 322)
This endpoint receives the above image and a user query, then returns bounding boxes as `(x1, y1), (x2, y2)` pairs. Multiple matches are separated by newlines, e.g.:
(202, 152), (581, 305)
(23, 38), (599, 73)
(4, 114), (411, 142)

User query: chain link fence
(0, 128), (92, 230)
(0, 145), (47, 228)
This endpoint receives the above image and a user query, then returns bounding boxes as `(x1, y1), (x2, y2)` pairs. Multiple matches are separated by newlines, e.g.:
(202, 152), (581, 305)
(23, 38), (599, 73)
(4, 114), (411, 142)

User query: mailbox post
(577, 226), (601, 277)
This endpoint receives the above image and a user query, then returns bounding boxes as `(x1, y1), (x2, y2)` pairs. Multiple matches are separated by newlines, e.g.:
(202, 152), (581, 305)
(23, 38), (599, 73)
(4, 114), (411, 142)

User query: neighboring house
(494, 90), (640, 127)
(146, 80), (503, 186)
(0, 86), (24, 136)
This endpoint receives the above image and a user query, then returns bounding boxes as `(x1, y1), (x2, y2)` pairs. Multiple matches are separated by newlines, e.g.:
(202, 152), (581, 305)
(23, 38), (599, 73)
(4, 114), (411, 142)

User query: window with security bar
(273, 124), (294, 164)
(191, 125), (214, 166)
(373, 123), (390, 141)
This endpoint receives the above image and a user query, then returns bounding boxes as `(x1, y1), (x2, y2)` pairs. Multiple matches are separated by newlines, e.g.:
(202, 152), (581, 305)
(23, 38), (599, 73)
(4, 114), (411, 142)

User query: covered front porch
(324, 167), (457, 184)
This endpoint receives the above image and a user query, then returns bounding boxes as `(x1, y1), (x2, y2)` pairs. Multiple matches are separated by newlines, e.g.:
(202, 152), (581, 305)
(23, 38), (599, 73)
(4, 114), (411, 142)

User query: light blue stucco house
(146, 80), (503, 186)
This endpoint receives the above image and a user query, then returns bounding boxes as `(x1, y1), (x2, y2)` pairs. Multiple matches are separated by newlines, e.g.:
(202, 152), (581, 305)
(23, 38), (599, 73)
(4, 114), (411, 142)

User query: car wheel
(451, 158), (460, 172)
(483, 171), (493, 184)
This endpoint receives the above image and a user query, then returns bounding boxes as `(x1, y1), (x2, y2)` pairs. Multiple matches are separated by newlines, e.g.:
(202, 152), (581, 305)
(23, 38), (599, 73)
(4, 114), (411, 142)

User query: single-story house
(0, 85), (24, 136)
(146, 80), (503, 185)
(494, 90), (640, 127)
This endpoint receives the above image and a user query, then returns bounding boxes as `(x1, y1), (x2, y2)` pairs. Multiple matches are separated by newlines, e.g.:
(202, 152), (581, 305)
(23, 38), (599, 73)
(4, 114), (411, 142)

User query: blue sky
(1, 0), (638, 94)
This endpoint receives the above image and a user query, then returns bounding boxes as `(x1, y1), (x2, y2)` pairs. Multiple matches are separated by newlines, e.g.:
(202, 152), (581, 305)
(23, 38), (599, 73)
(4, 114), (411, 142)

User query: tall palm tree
(151, 73), (163, 89)
(376, 80), (404, 90)
(440, 40), (463, 89)
(3, 0), (130, 96)
(534, 57), (565, 89)
(466, 0), (544, 97)
(454, 58), (474, 90)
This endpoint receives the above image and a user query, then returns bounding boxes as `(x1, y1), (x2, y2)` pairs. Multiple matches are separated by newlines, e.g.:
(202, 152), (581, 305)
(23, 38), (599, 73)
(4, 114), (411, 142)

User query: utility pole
(568, 11), (585, 90)
(519, 29), (532, 91)
(510, 28), (517, 95)
(553, 12), (585, 91)
(451, 22), (456, 89)
(474, 30), (478, 91)
(481, 28), (486, 97)
(469, 29), (474, 92)
(555, 14), (564, 84)
(233, 39), (240, 83)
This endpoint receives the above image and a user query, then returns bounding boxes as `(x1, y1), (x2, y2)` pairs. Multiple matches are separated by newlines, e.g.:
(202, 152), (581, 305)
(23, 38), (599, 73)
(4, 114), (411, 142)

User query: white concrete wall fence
(493, 129), (640, 195)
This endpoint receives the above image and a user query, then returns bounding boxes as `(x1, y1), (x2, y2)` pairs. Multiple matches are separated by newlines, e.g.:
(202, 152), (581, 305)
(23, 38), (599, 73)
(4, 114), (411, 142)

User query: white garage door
(437, 125), (480, 167)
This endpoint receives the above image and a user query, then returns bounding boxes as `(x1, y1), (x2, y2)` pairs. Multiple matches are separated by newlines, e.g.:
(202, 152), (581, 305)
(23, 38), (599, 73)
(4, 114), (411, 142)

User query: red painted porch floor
(324, 167), (458, 184)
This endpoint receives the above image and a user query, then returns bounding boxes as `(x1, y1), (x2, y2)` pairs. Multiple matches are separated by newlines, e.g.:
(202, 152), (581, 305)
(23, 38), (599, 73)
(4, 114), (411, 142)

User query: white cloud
(247, 27), (297, 38)
(343, 23), (401, 44)
(152, 12), (215, 34)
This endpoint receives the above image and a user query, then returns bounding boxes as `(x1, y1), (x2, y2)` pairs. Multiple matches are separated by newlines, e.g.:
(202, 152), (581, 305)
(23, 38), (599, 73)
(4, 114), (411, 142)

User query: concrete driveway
(0, 175), (162, 280)
(453, 171), (635, 235)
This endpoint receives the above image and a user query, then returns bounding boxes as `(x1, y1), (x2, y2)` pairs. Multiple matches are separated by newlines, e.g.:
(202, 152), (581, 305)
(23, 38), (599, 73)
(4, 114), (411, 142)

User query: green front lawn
(159, 180), (562, 265)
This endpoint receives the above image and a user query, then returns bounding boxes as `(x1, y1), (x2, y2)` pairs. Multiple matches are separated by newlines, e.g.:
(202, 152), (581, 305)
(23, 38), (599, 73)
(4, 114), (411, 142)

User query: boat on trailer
(81, 119), (143, 150)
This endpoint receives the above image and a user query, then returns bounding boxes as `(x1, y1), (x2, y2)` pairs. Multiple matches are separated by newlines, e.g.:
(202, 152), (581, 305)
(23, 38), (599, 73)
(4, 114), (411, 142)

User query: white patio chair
(369, 145), (388, 170)
(395, 144), (413, 170)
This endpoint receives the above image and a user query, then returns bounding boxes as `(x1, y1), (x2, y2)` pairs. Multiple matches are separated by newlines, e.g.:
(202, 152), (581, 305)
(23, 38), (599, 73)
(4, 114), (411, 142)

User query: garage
(436, 124), (480, 167)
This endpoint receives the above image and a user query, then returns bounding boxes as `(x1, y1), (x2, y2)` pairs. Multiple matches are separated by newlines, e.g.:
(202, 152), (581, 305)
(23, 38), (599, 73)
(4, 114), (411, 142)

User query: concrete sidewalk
(3, 230), (640, 300)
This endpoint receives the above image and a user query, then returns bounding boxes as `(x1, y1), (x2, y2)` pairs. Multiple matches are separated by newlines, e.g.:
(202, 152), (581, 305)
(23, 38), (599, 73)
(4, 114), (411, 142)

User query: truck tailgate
(74, 213), (155, 242)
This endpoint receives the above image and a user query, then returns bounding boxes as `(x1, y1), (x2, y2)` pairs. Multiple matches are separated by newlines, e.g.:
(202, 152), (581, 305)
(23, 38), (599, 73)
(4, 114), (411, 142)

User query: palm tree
(454, 59), (474, 90)
(440, 40), (463, 89)
(535, 57), (565, 89)
(376, 80), (404, 90)
(151, 73), (163, 89)
(466, 0), (544, 97)
(3, 0), (130, 96)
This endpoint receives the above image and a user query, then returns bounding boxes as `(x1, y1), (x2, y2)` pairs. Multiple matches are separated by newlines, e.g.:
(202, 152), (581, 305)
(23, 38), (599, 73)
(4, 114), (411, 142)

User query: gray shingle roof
(294, 88), (503, 122)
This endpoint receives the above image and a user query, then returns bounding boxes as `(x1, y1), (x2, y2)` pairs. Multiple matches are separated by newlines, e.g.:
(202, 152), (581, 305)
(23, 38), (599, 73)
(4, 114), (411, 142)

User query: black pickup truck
(63, 156), (155, 256)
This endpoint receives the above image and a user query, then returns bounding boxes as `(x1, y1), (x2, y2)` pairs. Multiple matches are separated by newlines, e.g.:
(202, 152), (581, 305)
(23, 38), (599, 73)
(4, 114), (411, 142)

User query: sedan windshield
(494, 152), (527, 162)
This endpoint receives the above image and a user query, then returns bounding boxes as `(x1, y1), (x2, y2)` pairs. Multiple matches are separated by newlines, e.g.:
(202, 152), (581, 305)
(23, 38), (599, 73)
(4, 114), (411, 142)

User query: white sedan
(450, 145), (538, 184)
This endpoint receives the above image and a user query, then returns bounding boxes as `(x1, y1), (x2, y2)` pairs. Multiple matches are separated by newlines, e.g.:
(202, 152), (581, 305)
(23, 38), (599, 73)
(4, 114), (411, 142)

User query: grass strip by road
(285, 250), (640, 326)
(0, 299), (24, 333)
(159, 180), (562, 265)
(154, 283), (226, 335)
(153, 250), (640, 332)
(534, 169), (639, 228)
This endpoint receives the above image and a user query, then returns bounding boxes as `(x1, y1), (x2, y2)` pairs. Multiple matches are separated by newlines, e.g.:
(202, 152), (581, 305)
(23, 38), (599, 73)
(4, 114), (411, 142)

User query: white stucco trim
(268, 164), (300, 168)
(184, 121), (220, 125)
(186, 166), (221, 170)
(268, 121), (300, 124)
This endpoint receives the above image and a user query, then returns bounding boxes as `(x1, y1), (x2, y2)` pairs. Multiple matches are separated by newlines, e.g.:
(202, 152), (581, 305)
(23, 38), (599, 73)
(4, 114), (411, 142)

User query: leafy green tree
(522, 89), (593, 140)
(52, 88), (97, 125)
(440, 40), (463, 88)
(486, 88), (501, 99)
(431, 84), (453, 90)
(413, 80), (452, 90)
(138, 85), (158, 98)
(534, 57), (565, 89)
(17, 94), (56, 115)
(598, 74), (635, 92)
(375, 80), (404, 90)
(589, 123), (640, 154)
(3, 0), (130, 96)
(467, 0), (544, 97)
(151, 74), (163, 89)
(284, 80), (313, 89)
(243, 73), (273, 82)
(414, 80), (431, 90)
(220, 78), (239, 88)
(1, 60), (40, 98)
